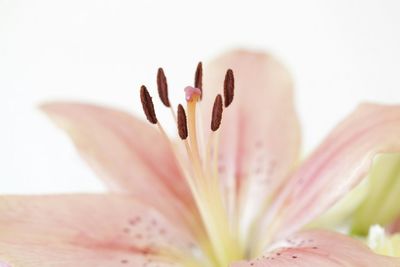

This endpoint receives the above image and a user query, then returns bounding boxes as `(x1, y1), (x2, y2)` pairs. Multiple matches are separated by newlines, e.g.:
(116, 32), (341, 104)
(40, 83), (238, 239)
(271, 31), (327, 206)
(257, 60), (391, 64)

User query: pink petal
(260, 103), (400, 245)
(0, 244), (179, 267)
(41, 103), (199, 231)
(231, 230), (400, 267)
(203, 50), (301, 226)
(0, 195), (198, 266)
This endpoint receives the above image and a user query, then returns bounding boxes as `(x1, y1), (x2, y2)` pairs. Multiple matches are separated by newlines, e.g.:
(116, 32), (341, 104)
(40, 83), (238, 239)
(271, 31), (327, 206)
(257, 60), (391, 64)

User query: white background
(1, 0), (400, 194)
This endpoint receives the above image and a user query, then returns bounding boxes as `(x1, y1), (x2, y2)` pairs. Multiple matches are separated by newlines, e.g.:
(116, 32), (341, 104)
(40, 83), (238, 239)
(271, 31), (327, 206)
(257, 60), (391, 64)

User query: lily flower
(2, 50), (400, 267)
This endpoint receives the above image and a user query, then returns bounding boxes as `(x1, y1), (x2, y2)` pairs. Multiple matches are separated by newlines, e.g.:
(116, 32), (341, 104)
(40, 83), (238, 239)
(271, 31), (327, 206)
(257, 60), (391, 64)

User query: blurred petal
(0, 195), (195, 253)
(256, 104), (400, 250)
(231, 230), (400, 267)
(41, 103), (198, 229)
(351, 154), (400, 235)
(203, 50), (301, 231)
(307, 176), (369, 229)
(0, 195), (199, 266)
(309, 154), (400, 234)
(0, 244), (180, 267)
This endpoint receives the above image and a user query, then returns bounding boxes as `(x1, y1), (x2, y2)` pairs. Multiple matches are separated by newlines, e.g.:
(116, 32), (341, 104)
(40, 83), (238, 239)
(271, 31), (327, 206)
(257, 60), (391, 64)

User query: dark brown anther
(177, 104), (188, 139)
(211, 94), (223, 131)
(140, 85), (158, 124)
(157, 68), (170, 107)
(194, 62), (203, 98)
(223, 69), (234, 107)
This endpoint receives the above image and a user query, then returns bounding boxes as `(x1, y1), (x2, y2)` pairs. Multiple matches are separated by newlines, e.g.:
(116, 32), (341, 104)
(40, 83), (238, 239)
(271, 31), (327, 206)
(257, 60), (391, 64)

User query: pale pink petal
(203, 50), (301, 227)
(0, 195), (200, 266)
(259, 104), (400, 246)
(231, 230), (400, 267)
(0, 244), (180, 267)
(41, 103), (199, 231)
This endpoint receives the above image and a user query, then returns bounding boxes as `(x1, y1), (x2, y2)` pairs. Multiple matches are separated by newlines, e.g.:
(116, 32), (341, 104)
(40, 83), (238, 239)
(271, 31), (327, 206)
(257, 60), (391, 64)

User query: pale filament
(184, 94), (241, 267)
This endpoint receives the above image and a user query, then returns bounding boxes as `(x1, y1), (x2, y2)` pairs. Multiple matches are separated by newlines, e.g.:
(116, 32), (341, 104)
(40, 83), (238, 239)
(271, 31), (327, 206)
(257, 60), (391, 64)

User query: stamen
(157, 68), (170, 107)
(140, 85), (157, 124)
(194, 62), (203, 98)
(223, 69), (234, 107)
(139, 64), (243, 267)
(177, 104), (188, 140)
(211, 94), (223, 131)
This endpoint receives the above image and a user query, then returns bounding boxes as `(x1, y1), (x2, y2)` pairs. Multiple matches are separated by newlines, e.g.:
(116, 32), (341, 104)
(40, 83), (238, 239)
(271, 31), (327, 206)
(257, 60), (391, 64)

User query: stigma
(140, 63), (241, 267)
(185, 86), (202, 102)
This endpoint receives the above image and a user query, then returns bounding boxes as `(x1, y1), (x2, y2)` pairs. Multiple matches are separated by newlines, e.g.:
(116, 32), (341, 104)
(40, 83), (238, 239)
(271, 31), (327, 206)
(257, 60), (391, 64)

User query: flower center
(140, 63), (242, 267)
